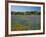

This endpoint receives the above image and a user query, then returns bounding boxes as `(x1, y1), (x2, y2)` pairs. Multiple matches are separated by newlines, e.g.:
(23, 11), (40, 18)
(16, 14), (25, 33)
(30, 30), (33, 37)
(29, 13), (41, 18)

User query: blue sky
(11, 5), (41, 12)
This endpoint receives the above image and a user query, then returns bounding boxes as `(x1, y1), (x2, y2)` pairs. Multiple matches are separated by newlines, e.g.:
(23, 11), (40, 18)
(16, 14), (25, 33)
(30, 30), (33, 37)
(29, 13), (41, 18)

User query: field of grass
(11, 15), (40, 31)
(11, 15), (32, 31)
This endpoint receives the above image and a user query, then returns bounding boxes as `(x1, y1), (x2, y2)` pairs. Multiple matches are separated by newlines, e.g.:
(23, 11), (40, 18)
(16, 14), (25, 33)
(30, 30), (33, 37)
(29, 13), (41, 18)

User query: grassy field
(11, 15), (40, 31)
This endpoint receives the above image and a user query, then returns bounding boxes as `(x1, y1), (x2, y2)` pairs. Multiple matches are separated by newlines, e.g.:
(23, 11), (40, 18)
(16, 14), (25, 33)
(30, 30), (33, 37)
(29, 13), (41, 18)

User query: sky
(11, 5), (41, 12)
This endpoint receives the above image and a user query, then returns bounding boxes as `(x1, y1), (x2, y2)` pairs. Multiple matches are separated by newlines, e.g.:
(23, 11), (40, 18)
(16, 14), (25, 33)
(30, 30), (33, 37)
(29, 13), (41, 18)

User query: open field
(11, 15), (40, 31)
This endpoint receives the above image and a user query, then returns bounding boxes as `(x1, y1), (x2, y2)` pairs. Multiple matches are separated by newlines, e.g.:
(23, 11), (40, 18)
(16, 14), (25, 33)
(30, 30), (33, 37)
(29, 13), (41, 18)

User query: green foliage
(11, 11), (41, 15)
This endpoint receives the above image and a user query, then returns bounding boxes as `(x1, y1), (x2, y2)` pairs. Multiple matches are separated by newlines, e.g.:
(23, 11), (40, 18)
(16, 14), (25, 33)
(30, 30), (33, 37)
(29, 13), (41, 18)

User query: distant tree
(25, 11), (31, 15)
(11, 11), (16, 15)
(30, 11), (35, 15)
(11, 11), (41, 15)
(37, 12), (41, 15)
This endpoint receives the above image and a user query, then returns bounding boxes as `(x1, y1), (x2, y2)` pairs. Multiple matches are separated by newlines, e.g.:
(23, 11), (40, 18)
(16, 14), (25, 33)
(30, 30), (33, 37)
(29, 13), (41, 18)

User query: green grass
(11, 17), (31, 31)
(11, 15), (40, 31)
(11, 21), (32, 31)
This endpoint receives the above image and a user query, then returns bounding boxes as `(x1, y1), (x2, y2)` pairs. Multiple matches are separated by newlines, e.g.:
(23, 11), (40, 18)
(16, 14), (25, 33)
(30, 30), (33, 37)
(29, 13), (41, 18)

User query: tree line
(11, 11), (41, 15)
